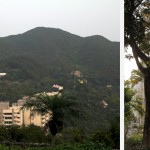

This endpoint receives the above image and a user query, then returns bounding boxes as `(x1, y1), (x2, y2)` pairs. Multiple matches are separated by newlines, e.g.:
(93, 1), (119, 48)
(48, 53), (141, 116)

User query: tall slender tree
(125, 0), (150, 146)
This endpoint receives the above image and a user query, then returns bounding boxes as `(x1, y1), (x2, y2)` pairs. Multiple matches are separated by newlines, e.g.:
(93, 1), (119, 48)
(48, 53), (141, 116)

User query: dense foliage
(22, 90), (81, 137)
(0, 27), (119, 101)
(0, 120), (119, 149)
(0, 125), (51, 143)
(0, 27), (119, 132)
(124, 79), (144, 139)
(0, 143), (112, 150)
(125, 0), (150, 146)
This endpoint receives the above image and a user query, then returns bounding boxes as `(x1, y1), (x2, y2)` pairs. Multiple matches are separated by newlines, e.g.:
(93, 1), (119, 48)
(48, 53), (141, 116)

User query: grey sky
(0, 0), (120, 41)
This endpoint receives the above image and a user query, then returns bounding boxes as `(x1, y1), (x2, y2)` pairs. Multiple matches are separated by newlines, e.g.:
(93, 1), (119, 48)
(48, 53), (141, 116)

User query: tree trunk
(143, 71), (150, 146)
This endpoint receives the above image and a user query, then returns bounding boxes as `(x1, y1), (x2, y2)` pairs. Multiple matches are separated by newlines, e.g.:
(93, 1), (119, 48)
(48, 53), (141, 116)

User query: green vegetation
(0, 27), (119, 102)
(0, 142), (112, 150)
(0, 27), (119, 132)
(124, 79), (144, 139)
(22, 90), (82, 146)
(0, 120), (119, 149)
(0, 125), (51, 143)
(0, 90), (120, 149)
(0, 27), (120, 149)
(125, 133), (147, 150)
(125, 0), (150, 146)
(124, 73), (145, 149)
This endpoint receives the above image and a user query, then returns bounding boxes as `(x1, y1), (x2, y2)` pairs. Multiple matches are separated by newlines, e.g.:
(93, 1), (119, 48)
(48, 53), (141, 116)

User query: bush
(54, 142), (112, 150)
(0, 125), (52, 143)
(125, 133), (149, 150)
(108, 116), (120, 149)
(0, 142), (112, 150)
(92, 129), (114, 148)
(0, 126), (10, 141)
(0, 145), (9, 150)
(62, 127), (86, 143)
(20, 124), (52, 143)
(91, 118), (120, 149)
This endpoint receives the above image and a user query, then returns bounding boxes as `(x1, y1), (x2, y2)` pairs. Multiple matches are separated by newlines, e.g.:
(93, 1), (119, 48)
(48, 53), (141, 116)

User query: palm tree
(21, 90), (79, 145)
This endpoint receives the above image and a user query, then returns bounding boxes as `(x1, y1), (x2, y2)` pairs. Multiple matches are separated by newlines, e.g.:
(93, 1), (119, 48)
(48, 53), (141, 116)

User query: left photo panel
(0, 0), (120, 149)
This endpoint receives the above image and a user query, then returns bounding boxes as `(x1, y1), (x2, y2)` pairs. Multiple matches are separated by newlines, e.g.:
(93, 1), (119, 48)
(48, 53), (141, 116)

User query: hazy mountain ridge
(0, 27), (120, 130)
(0, 27), (119, 84)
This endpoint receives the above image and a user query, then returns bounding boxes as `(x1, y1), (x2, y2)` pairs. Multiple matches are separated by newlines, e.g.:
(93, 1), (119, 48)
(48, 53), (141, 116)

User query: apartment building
(2, 106), (23, 126)
(22, 108), (50, 127)
(0, 101), (9, 125)
(0, 97), (51, 127)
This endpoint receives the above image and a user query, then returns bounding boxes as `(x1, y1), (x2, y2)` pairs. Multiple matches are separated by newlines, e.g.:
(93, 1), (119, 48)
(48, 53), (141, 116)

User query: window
(4, 113), (12, 115)
(4, 121), (12, 124)
(5, 117), (12, 119)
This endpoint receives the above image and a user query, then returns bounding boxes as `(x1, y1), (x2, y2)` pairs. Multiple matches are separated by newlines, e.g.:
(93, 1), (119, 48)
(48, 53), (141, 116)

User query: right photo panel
(124, 0), (150, 149)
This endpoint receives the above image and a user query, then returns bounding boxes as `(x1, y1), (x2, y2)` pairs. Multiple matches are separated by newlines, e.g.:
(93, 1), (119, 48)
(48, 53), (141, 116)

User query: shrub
(125, 133), (149, 150)
(92, 129), (114, 148)
(0, 145), (9, 150)
(62, 127), (86, 143)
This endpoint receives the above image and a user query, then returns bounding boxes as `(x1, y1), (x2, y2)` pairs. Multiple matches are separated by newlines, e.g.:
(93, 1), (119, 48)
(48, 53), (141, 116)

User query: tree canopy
(22, 90), (80, 136)
(125, 0), (150, 73)
(125, 0), (150, 146)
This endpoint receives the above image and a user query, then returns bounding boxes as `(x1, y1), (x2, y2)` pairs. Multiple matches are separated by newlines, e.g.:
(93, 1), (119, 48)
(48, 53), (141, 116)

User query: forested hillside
(0, 27), (120, 131)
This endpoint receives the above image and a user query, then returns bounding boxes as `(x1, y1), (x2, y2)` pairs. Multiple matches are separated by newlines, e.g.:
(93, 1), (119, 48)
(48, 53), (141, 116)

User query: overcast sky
(124, 58), (137, 80)
(0, 0), (120, 41)
(124, 48), (138, 80)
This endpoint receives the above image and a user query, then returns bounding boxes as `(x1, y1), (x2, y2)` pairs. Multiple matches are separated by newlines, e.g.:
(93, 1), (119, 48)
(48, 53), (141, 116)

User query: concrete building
(0, 97), (51, 127)
(0, 101), (9, 124)
(22, 108), (50, 127)
(2, 106), (23, 126)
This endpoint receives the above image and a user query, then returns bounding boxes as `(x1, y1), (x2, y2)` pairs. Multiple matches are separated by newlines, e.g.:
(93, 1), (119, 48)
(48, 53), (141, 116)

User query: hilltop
(0, 27), (120, 130)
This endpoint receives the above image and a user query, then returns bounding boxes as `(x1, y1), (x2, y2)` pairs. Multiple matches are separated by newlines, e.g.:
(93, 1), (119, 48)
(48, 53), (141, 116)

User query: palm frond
(21, 90), (80, 120)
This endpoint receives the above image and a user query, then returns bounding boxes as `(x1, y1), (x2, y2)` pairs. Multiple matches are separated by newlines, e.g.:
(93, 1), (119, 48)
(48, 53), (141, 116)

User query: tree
(125, 0), (150, 146)
(22, 89), (79, 145)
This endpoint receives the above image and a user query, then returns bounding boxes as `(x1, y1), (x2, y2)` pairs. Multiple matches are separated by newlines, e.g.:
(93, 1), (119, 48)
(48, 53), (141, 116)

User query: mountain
(0, 27), (120, 130)
(0, 27), (119, 83)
